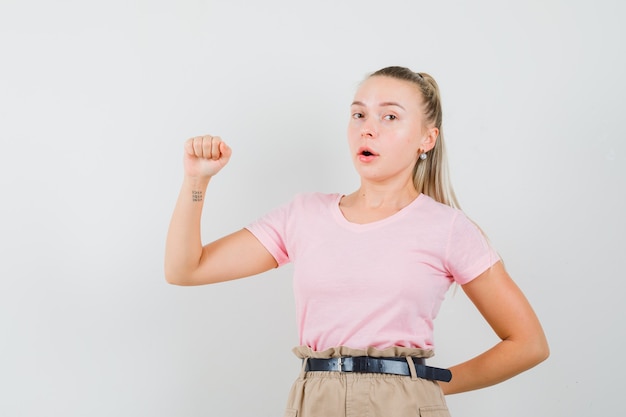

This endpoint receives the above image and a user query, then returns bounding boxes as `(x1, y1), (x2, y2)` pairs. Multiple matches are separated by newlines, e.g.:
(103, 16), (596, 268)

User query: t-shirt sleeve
(244, 200), (291, 267)
(444, 212), (500, 285)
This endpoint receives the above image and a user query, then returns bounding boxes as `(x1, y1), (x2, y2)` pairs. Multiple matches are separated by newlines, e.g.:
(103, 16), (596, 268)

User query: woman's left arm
(439, 261), (549, 395)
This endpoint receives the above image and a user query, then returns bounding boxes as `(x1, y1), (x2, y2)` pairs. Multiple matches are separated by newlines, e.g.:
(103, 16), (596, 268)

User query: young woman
(165, 66), (549, 416)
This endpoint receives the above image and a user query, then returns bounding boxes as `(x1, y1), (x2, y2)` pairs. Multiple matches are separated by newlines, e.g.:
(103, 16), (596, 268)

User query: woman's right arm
(164, 135), (278, 286)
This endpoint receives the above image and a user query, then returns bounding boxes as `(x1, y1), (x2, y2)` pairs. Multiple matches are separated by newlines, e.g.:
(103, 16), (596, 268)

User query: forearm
(440, 336), (549, 395)
(164, 175), (211, 284)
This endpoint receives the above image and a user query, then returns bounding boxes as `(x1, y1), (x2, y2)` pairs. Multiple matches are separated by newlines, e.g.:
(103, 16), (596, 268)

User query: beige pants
(283, 346), (451, 417)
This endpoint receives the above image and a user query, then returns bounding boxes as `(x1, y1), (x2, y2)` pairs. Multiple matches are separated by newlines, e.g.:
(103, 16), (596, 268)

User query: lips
(357, 146), (378, 162)
(357, 147), (378, 157)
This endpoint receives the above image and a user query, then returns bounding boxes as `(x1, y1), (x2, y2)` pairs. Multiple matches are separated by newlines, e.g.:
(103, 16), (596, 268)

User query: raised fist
(183, 135), (232, 178)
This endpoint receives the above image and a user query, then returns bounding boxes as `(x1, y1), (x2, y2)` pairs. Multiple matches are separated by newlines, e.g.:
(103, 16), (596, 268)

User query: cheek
(346, 123), (360, 141)
(347, 120), (360, 134)
(399, 125), (423, 148)
(387, 127), (419, 148)
(346, 134), (358, 154)
(404, 136), (421, 151)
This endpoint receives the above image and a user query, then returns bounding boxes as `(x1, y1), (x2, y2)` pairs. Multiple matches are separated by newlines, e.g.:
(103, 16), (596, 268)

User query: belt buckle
(336, 357), (343, 371)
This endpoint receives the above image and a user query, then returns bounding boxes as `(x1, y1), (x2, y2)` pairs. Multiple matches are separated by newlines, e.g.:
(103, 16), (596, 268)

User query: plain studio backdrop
(1, 0), (624, 416)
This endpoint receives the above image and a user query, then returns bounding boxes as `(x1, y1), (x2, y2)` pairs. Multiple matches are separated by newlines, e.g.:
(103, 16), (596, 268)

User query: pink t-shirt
(245, 192), (499, 352)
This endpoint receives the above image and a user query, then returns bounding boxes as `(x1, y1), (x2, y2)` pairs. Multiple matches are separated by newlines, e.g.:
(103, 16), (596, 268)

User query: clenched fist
(183, 135), (232, 178)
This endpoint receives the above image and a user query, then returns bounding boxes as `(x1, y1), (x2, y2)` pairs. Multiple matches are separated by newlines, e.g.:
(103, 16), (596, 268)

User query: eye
(352, 112), (364, 119)
(384, 114), (397, 121)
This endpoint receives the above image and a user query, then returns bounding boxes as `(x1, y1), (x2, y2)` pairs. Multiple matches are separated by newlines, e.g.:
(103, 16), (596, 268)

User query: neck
(349, 179), (419, 210)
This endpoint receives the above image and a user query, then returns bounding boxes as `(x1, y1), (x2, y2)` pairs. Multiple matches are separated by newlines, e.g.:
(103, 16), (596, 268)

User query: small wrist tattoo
(192, 190), (203, 202)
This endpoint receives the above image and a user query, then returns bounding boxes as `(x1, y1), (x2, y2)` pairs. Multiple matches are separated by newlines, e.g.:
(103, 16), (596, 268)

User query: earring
(419, 152), (428, 160)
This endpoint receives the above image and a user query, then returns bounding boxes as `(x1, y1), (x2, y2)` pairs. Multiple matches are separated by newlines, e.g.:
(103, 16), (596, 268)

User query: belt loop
(299, 357), (309, 380)
(405, 357), (418, 381)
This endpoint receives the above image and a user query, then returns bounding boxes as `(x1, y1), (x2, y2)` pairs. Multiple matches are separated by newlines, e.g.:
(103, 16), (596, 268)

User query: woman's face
(347, 75), (435, 185)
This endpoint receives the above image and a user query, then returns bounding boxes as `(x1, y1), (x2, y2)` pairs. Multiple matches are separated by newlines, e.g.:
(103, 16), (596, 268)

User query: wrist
(183, 175), (211, 189)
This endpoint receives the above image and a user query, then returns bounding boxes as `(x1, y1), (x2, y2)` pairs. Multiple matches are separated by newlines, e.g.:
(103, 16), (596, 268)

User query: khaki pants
(284, 346), (451, 417)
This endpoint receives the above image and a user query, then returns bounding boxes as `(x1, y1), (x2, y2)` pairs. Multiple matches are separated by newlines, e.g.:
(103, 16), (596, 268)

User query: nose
(360, 119), (377, 138)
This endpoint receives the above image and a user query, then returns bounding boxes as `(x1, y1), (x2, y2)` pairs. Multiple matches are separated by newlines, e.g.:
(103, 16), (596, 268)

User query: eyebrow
(351, 100), (406, 111)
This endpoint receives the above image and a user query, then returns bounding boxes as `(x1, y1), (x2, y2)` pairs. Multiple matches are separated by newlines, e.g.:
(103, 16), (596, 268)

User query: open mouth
(358, 147), (377, 157)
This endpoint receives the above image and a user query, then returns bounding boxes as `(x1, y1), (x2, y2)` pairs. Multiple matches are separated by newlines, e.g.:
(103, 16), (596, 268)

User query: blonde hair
(369, 66), (460, 209)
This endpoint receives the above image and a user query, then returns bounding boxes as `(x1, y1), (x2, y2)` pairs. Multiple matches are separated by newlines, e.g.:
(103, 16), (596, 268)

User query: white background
(1, 0), (624, 416)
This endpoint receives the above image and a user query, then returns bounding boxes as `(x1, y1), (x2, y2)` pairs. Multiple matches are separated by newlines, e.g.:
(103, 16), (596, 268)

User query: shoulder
(290, 192), (342, 208)
(415, 194), (486, 238)
(258, 192), (341, 222)
(416, 194), (463, 222)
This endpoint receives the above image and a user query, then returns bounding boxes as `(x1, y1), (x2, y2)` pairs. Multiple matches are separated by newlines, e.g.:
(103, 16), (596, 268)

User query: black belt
(305, 357), (452, 382)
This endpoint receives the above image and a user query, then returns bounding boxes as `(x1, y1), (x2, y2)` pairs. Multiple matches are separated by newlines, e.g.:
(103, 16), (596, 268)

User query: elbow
(537, 339), (550, 364)
(165, 274), (197, 286)
(527, 334), (550, 367)
(537, 327), (550, 363)
(164, 272), (186, 286)
(164, 256), (198, 285)
(164, 265), (194, 286)
(506, 331), (550, 372)
(164, 266), (214, 286)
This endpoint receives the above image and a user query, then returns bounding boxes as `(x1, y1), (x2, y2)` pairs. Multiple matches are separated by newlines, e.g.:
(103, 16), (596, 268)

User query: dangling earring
(419, 152), (428, 160)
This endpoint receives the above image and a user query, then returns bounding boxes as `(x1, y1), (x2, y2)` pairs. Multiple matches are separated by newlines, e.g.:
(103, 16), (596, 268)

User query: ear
(420, 127), (439, 153)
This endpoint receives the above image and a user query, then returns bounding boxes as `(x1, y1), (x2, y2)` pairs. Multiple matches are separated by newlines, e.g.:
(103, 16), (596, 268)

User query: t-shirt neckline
(331, 193), (425, 230)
